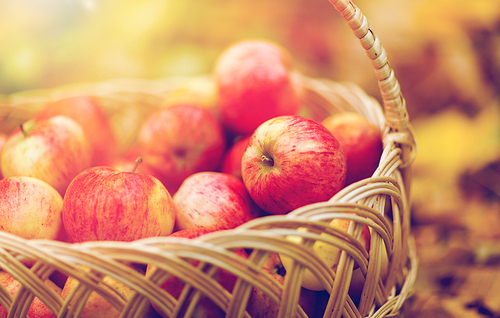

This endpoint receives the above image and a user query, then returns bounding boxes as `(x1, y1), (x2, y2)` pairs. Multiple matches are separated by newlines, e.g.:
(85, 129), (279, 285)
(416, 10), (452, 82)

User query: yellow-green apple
(322, 112), (383, 185)
(280, 218), (371, 291)
(137, 104), (226, 194)
(60, 265), (146, 318)
(0, 133), (6, 179)
(35, 95), (118, 166)
(246, 252), (321, 318)
(220, 135), (251, 180)
(0, 176), (65, 240)
(173, 171), (261, 231)
(242, 115), (347, 215)
(62, 160), (176, 243)
(214, 39), (304, 135)
(0, 270), (61, 318)
(146, 228), (248, 318)
(0, 115), (92, 196)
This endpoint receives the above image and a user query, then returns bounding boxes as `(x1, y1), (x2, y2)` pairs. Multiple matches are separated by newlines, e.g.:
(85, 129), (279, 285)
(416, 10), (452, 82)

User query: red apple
(214, 39), (304, 135)
(280, 218), (371, 291)
(0, 133), (6, 179)
(62, 160), (176, 243)
(322, 112), (383, 185)
(169, 227), (218, 239)
(173, 172), (260, 231)
(0, 176), (65, 240)
(220, 135), (251, 180)
(242, 115), (347, 215)
(0, 115), (92, 196)
(246, 252), (321, 318)
(35, 95), (118, 166)
(146, 228), (248, 318)
(137, 104), (226, 194)
(0, 270), (61, 318)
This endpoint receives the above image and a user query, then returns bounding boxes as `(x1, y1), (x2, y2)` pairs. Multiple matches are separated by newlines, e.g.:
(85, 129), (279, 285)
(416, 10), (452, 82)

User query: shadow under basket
(0, 0), (417, 317)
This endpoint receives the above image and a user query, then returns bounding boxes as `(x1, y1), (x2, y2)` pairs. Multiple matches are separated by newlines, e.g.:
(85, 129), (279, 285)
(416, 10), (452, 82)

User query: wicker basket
(0, 0), (417, 317)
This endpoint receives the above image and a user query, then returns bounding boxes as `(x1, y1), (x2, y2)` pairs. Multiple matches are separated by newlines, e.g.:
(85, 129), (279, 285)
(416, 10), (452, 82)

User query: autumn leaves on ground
(392, 1), (500, 317)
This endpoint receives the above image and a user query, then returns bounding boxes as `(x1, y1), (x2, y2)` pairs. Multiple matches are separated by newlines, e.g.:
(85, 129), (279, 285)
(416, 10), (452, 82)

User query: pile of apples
(0, 39), (385, 317)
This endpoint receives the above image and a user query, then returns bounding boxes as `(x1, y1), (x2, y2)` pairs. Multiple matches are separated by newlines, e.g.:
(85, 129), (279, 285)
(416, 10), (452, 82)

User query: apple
(220, 135), (251, 180)
(0, 176), (65, 240)
(60, 265), (145, 318)
(62, 158), (176, 243)
(137, 104), (226, 194)
(0, 115), (92, 196)
(348, 238), (390, 305)
(35, 95), (118, 166)
(246, 252), (322, 318)
(173, 172), (261, 231)
(162, 76), (219, 118)
(242, 115), (347, 215)
(0, 133), (6, 179)
(146, 228), (248, 318)
(280, 218), (371, 291)
(0, 270), (61, 318)
(214, 39), (304, 135)
(322, 112), (383, 185)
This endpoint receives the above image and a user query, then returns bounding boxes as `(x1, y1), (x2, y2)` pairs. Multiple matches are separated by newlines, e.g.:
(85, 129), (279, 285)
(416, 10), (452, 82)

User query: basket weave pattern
(0, 0), (417, 317)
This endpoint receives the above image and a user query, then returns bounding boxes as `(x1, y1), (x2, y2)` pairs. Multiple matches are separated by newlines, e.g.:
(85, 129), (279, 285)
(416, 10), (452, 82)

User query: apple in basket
(173, 171), (261, 231)
(349, 238), (390, 304)
(0, 132), (6, 179)
(322, 112), (383, 185)
(280, 218), (371, 291)
(137, 103), (226, 194)
(0, 176), (65, 241)
(0, 270), (62, 318)
(60, 264), (156, 318)
(214, 39), (304, 136)
(62, 158), (176, 243)
(246, 252), (323, 318)
(220, 135), (251, 180)
(242, 115), (347, 215)
(35, 95), (118, 166)
(146, 227), (248, 318)
(0, 115), (92, 196)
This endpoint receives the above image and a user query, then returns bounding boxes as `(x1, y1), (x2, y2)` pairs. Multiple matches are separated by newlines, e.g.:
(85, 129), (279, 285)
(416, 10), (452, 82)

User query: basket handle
(329, 0), (416, 167)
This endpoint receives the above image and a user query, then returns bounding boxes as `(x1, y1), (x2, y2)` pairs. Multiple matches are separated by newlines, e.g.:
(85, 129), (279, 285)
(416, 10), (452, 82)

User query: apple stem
(19, 124), (27, 137)
(261, 154), (274, 166)
(132, 157), (143, 173)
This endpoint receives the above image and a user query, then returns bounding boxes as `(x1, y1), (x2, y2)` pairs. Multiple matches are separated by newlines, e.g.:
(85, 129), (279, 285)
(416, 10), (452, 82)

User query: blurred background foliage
(0, 0), (344, 94)
(2, 0), (500, 315)
(1, 0), (499, 117)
